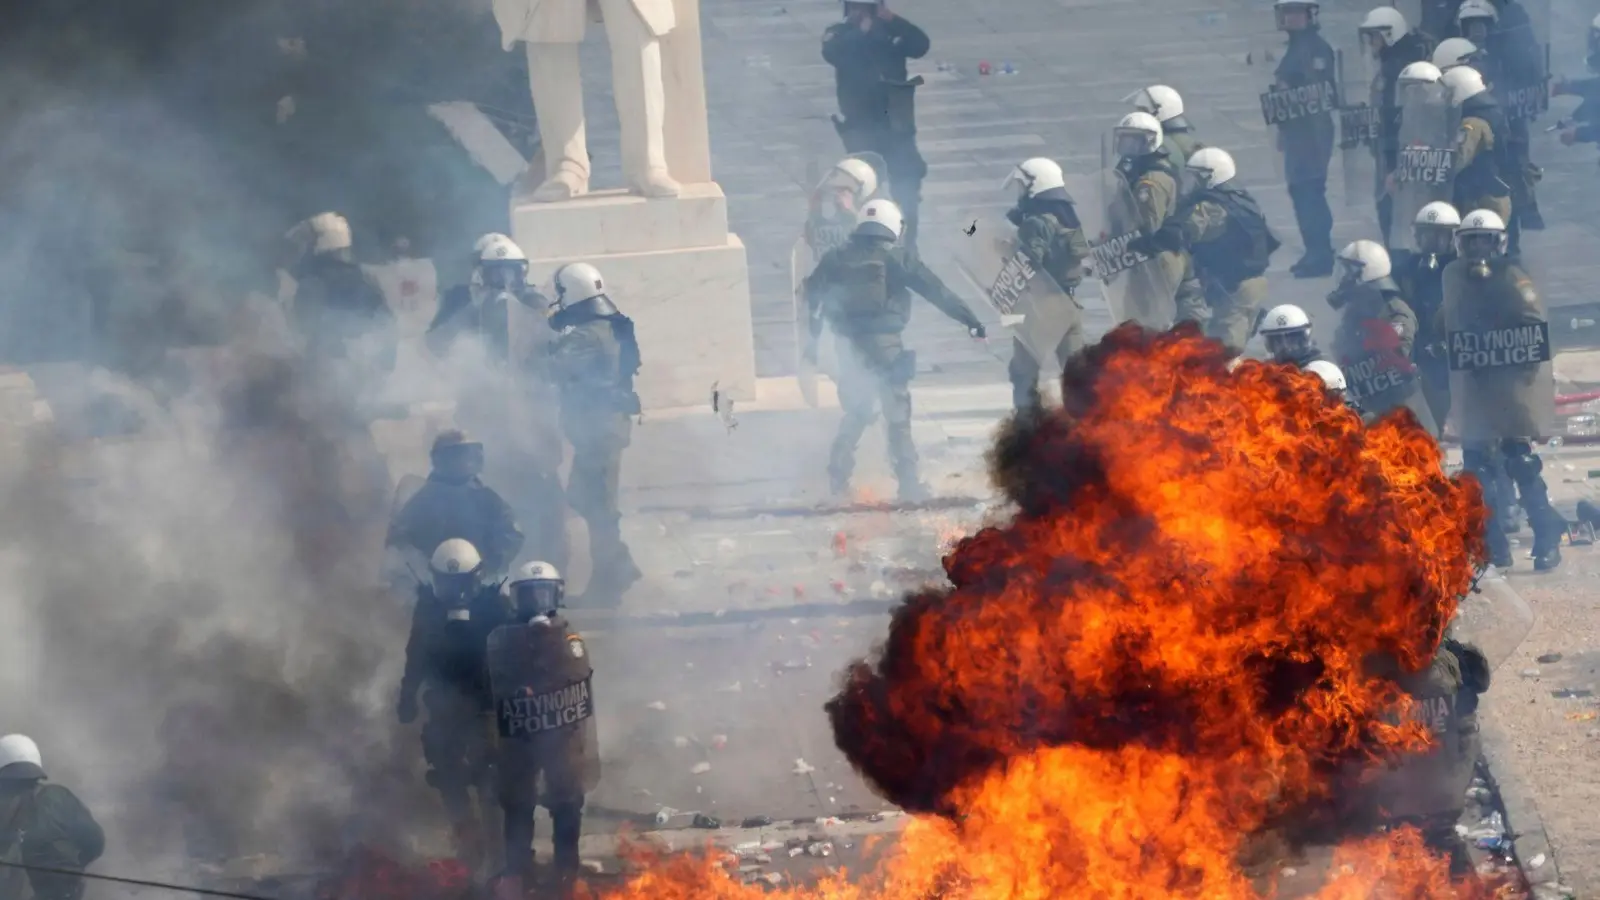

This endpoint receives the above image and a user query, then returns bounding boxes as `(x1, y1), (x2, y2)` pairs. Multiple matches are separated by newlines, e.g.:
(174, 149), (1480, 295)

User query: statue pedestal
(510, 184), (757, 411)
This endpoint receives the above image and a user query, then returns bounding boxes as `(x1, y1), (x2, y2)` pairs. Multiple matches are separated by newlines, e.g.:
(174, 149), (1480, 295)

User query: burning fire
(593, 326), (1499, 898)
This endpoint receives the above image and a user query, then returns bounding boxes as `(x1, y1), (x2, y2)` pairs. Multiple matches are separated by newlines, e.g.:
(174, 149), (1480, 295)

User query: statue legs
(524, 0), (680, 202)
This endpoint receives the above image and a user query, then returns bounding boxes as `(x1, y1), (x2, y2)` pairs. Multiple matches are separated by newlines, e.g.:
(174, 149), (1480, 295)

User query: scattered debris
(673, 736), (692, 749)
(1520, 669), (1541, 679)
(711, 734), (729, 750)
(690, 762), (712, 775)
(741, 815), (774, 828)
(1551, 688), (1594, 699)
(711, 381), (738, 432)
(1528, 853), (1548, 869)
(693, 813), (721, 829)
(772, 657), (813, 674)
(792, 759), (816, 775)
(580, 860), (605, 875)
(647, 700), (668, 711)
(654, 807), (679, 826)
(805, 842), (834, 858)
(1537, 653), (1564, 664)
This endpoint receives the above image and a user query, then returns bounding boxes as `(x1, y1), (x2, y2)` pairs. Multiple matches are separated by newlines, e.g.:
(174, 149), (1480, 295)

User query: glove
(397, 692), (419, 725)
(1125, 235), (1157, 259)
(968, 324), (987, 340)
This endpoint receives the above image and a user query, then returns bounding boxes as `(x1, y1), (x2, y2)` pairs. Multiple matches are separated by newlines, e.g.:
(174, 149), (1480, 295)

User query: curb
(1478, 723), (1565, 896)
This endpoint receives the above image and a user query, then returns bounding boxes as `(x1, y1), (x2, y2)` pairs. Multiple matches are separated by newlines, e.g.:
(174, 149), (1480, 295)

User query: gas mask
(1415, 224), (1453, 262)
(1326, 259), (1366, 309)
(479, 261), (527, 294)
(1456, 232), (1500, 279)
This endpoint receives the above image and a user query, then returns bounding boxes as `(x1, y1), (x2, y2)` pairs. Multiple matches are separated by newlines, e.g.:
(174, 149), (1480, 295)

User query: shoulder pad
(566, 634), (587, 659)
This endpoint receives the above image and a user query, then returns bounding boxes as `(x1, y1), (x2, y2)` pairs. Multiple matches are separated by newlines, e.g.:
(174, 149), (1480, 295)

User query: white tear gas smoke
(0, 1), (529, 874)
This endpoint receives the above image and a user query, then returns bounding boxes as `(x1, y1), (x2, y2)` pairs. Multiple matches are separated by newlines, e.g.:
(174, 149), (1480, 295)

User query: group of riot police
(394, 536), (598, 894)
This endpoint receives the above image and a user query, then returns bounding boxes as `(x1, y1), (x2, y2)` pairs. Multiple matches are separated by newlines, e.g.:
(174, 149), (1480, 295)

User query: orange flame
(593, 326), (1496, 898)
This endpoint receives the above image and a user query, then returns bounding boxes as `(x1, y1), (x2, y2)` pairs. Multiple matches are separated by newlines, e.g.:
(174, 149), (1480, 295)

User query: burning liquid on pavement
(593, 326), (1499, 898)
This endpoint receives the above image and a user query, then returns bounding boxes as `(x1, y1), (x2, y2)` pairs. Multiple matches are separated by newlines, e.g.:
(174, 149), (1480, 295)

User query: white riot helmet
(1336, 239), (1392, 283)
(1305, 359), (1349, 393)
(552, 261), (607, 309)
(1113, 112), (1163, 158)
(854, 198), (906, 242)
(827, 157), (879, 202)
(286, 211), (353, 256)
(1414, 201), (1462, 255)
(1442, 65), (1489, 104)
(509, 561), (566, 618)
(0, 734), (45, 781)
(476, 233), (529, 292)
(430, 538), (485, 605)
(1432, 38), (1480, 72)
(1359, 7), (1410, 52)
(1274, 0), (1320, 30)
(1455, 208), (1508, 261)
(1185, 147), (1237, 188)
(1456, 0), (1497, 41)
(1398, 61), (1442, 87)
(1259, 304), (1315, 364)
(477, 233), (527, 264)
(1005, 157), (1066, 200)
(1124, 85), (1184, 123)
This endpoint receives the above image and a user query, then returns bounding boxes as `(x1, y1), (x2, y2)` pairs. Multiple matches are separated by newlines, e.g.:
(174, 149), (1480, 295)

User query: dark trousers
(1288, 178), (1334, 256)
(1463, 438), (1564, 560)
(1377, 192), (1394, 248)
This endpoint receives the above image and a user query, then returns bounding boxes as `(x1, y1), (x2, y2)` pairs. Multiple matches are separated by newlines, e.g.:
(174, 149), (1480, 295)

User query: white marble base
(511, 183), (731, 259)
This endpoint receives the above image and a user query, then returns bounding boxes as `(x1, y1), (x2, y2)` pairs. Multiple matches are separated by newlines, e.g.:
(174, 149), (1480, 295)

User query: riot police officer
(1443, 66), (1515, 229)
(821, 0), (931, 251)
(1353, 638), (1491, 878)
(1394, 201), (1462, 427)
(1433, 37), (1480, 73)
(1305, 359), (1358, 407)
(1442, 209), (1562, 571)
(428, 234), (570, 575)
(1327, 239), (1437, 434)
(1259, 304), (1325, 367)
(1360, 7), (1433, 243)
(806, 157), (881, 258)
(803, 199), (985, 501)
(283, 211), (398, 372)
(0, 735), (104, 900)
(1002, 157), (1090, 411)
(1475, 0), (1548, 238)
(1112, 111), (1186, 328)
(1273, 0), (1338, 278)
(1142, 148), (1281, 354)
(385, 429), (526, 589)
(489, 562), (598, 896)
(546, 262), (644, 607)
(397, 538), (517, 866)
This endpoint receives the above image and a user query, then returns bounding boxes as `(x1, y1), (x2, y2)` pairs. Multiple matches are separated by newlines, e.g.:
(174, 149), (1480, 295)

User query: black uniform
(1374, 32), (1433, 240)
(398, 582), (517, 850)
(386, 472), (526, 582)
(1394, 248), (1456, 427)
(821, 10), (931, 251)
(1275, 23), (1338, 275)
(0, 779), (104, 900)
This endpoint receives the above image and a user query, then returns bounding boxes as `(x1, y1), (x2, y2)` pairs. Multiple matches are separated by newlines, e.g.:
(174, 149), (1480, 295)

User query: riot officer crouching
(397, 538), (517, 868)
(489, 562), (599, 897)
(1259, 304), (1325, 368)
(1441, 209), (1564, 571)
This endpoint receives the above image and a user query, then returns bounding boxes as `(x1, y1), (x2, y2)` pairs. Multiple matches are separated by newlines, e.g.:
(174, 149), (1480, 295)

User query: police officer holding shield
(1360, 7), (1433, 243)
(1002, 157), (1091, 411)
(489, 562), (599, 896)
(1327, 239), (1437, 434)
(1442, 209), (1562, 571)
(1443, 67), (1515, 236)
(1270, 0), (1338, 278)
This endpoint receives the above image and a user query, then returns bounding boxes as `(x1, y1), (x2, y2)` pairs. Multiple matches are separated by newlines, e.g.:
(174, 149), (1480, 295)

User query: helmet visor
(432, 570), (480, 605)
(1415, 223), (1454, 255)
(1456, 230), (1501, 261)
(481, 261), (526, 291)
(1265, 330), (1313, 362)
(513, 580), (563, 617)
(1114, 129), (1153, 158)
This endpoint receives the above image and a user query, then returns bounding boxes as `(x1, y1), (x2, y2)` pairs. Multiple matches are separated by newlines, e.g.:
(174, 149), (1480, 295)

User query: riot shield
(1336, 49), (1381, 209)
(1447, 567), (1535, 671)
(1059, 173), (1120, 339)
(1446, 318), (1556, 434)
(1090, 168), (1178, 329)
(949, 209), (1081, 365)
(1391, 81), (1459, 252)
(487, 622), (601, 791)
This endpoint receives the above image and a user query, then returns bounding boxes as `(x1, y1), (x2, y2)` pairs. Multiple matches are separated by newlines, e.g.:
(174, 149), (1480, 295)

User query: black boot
(1291, 249), (1334, 279)
(550, 804), (583, 883)
(1534, 544), (1562, 572)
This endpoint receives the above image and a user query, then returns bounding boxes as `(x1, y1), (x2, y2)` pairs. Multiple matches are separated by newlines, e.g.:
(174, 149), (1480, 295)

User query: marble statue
(493, 0), (681, 201)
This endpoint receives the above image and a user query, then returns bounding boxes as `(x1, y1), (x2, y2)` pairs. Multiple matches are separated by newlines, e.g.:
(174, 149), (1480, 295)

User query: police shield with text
(397, 538), (517, 867)
(1259, 304), (1324, 368)
(1442, 209), (1562, 571)
(804, 199), (985, 501)
(1327, 239), (1436, 435)
(1361, 7), (1432, 243)
(1102, 112), (1185, 328)
(489, 562), (600, 896)
(1463, 0), (1549, 240)
(998, 157), (1091, 411)
(1391, 63), (1458, 254)
(1394, 201), (1462, 427)
(1267, 0), (1338, 278)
